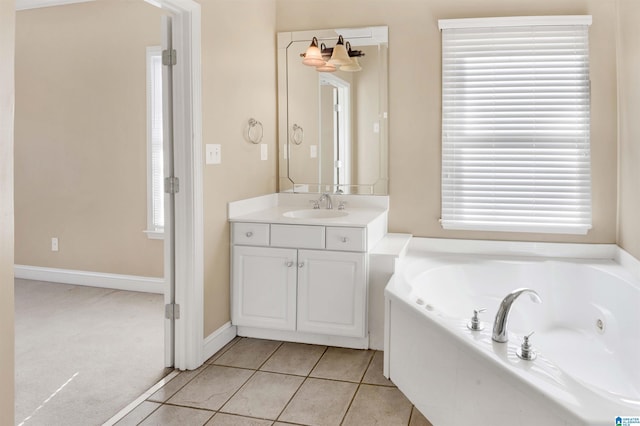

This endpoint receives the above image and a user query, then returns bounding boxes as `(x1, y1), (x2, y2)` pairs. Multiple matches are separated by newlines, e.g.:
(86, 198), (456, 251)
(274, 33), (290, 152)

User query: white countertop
(229, 205), (387, 227)
(228, 193), (389, 228)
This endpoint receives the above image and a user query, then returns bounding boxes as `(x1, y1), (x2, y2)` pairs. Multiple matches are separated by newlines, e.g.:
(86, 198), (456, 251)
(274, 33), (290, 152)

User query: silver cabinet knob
(246, 231), (253, 238)
(286, 261), (294, 267)
(341, 237), (349, 243)
(298, 262), (305, 268)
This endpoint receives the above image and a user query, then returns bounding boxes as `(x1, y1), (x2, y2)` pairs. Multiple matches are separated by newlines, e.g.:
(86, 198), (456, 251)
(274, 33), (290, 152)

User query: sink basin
(283, 209), (349, 219)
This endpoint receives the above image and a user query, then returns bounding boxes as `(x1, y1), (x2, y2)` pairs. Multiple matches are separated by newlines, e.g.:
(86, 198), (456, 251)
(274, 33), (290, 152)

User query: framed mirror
(277, 26), (389, 195)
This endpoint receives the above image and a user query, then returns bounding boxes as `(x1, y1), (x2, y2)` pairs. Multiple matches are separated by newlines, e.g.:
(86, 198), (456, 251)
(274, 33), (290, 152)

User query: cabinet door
(232, 246), (297, 330)
(297, 250), (367, 337)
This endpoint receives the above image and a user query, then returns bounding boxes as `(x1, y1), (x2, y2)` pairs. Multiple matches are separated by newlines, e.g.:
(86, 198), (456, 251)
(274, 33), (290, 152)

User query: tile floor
(115, 337), (434, 426)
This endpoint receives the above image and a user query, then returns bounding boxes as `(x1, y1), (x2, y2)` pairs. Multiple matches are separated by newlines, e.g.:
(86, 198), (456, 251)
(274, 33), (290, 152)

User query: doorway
(13, 0), (203, 422)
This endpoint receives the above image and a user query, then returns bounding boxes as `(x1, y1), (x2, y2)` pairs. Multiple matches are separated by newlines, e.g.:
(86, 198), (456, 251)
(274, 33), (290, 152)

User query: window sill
(440, 221), (591, 235)
(144, 229), (165, 240)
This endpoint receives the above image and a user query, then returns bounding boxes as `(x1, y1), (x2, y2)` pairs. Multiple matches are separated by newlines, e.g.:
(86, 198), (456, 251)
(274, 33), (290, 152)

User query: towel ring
(247, 118), (263, 144)
(291, 124), (304, 145)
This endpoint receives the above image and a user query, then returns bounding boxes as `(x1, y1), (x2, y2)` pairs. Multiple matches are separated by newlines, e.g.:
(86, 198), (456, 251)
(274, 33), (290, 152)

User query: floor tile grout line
(339, 382), (362, 426)
(205, 336), (243, 365)
(408, 405), (416, 426)
(255, 340), (285, 371)
(272, 373), (306, 424)
(213, 341), (286, 418)
(148, 366), (208, 404)
(273, 344), (328, 424)
(132, 403), (161, 426)
(358, 350), (376, 383)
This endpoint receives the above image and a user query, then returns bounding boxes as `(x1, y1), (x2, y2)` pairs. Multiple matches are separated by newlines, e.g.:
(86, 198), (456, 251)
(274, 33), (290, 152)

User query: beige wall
(14, 0), (165, 277)
(0, 0), (15, 420)
(616, 0), (640, 259)
(201, 0), (278, 336)
(277, 0), (618, 243)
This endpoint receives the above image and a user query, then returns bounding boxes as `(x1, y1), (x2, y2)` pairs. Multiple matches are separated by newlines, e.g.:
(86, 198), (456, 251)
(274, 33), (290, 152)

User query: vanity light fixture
(316, 61), (337, 72)
(301, 35), (365, 73)
(340, 56), (362, 72)
(327, 35), (351, 66)
(301, 37), (325, 66)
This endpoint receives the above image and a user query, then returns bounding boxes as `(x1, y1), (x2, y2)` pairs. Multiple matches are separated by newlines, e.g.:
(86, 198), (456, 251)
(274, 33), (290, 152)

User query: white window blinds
(439, 16), (592, 235)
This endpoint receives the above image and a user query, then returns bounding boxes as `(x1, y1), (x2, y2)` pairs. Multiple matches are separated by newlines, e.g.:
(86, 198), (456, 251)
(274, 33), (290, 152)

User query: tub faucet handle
(517, 332), (537, 361)
(467, 308), (486, 331)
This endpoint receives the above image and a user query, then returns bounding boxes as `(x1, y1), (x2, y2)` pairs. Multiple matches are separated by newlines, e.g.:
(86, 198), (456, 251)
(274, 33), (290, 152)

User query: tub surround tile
(409, 406), (433, 426)
(167, 365), (253, 411)
(138, 404), (214, 426)
(213, 338), (282, 369)
(278, 377), (358, 426)
(205, 413), (273, 426)
(221, 371), (304, 419)
(342, 384), (413, 426)
(114, 401), (161, 426)
(260, 342), (327, 376)
(310, 347), (374, 382)
(362, 350), (394, 387)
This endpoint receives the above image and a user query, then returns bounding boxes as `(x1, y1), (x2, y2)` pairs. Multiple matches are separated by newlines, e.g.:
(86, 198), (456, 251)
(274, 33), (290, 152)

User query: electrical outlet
(260, 143), (268, 161)
(310, 145), (318, 158)
(51, 237), (59, 252)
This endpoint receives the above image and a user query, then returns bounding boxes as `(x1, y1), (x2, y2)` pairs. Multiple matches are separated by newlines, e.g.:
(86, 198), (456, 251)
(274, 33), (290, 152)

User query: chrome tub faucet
(492, 288), (542, 343)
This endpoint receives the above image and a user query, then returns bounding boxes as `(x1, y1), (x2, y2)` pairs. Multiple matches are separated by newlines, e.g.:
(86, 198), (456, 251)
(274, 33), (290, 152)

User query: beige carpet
(15, 279), (171, 426)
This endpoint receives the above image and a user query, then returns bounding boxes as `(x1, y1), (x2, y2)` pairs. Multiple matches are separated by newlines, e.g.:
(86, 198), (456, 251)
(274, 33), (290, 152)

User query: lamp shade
(316, 62), (337, 72)
(327, 35), (351, 66)
(302, 37), (325, 67)
(341, 57), (362, 72)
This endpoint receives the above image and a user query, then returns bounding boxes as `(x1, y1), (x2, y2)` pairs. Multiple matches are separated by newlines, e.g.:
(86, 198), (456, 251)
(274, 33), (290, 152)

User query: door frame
(156, 0), (203, 371)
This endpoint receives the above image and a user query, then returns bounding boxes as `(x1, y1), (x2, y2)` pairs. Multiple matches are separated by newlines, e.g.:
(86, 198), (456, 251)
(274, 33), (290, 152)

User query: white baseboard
(14, 265), (164, 294)
(203, 322), (237, 362)
(237, 326), (369, 349)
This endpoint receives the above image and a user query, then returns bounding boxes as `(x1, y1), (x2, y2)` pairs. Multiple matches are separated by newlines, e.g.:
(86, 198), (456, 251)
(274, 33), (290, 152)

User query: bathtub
(384, 239), (640, 426)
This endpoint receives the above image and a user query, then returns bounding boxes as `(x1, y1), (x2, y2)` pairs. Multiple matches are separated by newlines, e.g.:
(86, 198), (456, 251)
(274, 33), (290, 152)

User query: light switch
(206, 144), (221, 164)
(310, 145), (318, 158)
(373, 121), (380, 133)
(260, 143), (268, 161)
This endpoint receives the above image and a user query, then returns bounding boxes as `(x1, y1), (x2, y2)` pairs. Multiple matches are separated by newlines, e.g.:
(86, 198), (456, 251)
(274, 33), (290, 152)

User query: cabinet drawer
(326, 227), (366, 252)
(232, 222), (270, 246)
(271, 224), (325, 249)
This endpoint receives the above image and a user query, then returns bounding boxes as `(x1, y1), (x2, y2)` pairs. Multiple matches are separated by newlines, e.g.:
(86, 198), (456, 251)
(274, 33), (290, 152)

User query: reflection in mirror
(277, 26), (388, 195)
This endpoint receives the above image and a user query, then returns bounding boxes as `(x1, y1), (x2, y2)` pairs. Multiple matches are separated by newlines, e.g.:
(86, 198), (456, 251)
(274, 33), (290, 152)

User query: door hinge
(162, 49), (177, 66)
(164, 176), (180, 194)
(165, 303), (180, 320)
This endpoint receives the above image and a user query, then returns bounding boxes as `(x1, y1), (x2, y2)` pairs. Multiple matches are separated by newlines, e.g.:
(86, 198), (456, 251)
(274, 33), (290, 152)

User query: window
(439, 16), (592, 234)
(145, 46), (164, 239)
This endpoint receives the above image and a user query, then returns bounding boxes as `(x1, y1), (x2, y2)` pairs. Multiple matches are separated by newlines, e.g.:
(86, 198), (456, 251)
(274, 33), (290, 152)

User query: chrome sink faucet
(318, 192), (333, 210)
(492, 288), (542, 343)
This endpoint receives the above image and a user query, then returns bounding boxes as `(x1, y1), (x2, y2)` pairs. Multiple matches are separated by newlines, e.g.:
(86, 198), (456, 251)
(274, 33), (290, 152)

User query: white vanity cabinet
(232, 245), (297, 331)
(231, 222), (368, 343)
(296, 249), (366, 337)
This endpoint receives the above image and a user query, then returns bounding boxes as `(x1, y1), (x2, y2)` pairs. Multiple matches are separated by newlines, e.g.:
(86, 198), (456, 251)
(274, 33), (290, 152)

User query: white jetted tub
(384, 239), (640, 426)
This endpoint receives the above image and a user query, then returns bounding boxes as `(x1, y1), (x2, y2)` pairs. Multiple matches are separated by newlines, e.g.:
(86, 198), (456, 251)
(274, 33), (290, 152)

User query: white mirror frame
(277, 26), (389, 195)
